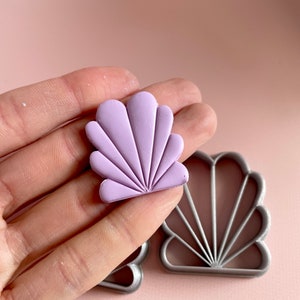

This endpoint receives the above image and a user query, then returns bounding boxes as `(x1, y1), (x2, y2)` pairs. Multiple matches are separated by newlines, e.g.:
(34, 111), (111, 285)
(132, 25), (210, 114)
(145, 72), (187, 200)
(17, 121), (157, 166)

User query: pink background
(1, 1), (299, 299)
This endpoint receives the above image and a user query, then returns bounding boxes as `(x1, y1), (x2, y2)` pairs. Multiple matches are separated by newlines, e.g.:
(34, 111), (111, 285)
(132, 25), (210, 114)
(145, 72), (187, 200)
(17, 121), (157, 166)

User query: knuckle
(71, 176), (99, 220)
(1, 289), (24, 300)
(1, 281), (40, 300)
(60, 76), (84, 114)
(0, 177), (14, 215)
(0, 95), (29, 146)
(61, 121), (88, 169)
(56, 244), (90, 296)
(105, 210), (140, 251)
(6, 224), (32, 266)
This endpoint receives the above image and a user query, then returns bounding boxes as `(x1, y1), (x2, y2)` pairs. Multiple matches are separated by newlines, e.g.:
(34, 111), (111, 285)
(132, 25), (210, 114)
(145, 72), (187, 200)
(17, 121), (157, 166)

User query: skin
(0, 67), (217, 299)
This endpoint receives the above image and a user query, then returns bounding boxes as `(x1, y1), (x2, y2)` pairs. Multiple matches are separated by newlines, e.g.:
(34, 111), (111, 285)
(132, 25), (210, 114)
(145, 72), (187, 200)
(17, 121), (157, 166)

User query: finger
(0, 67), (139, 157)
(1, 117), (93, 218)
(173, 102), (217, 160)
(3, 187), (183, 299)
(5, 102), (216, 279)
(1, 79), (204, 218)
(5, 171), (112, 281)
(138, 77), (203, 111)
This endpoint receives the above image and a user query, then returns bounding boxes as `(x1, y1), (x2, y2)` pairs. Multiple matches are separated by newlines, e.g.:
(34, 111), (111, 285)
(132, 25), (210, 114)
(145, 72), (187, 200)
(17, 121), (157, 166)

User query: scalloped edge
(160, 151), (271, 277)
(98, 241), (149, 293)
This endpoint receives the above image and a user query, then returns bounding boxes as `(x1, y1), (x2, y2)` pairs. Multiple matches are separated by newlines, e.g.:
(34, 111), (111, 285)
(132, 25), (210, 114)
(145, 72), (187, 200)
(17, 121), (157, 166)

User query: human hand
(0, 67), (216, 299)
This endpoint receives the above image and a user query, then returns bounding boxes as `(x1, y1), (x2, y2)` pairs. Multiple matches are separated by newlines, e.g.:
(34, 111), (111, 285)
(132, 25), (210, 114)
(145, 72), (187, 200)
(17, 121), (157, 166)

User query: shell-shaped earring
(160, 151), (271, 277)
(85, 91), (188, 203)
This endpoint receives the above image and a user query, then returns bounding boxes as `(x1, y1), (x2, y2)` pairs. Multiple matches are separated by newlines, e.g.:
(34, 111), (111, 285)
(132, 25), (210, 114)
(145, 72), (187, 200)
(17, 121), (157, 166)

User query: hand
(0, 67), (216, 299)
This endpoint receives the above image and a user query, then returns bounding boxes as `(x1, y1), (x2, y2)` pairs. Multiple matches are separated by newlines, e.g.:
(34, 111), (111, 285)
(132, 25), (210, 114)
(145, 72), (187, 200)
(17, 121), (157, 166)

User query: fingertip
(171, 78), (202, 104)
(144, 78), (202, 113)
(199, 102), (218, 140)
(173, 102), (217, 161)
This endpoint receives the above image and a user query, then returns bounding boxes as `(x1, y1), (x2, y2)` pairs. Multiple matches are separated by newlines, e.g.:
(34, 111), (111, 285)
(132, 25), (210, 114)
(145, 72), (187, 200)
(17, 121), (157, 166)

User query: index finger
(0, 67), (139, 157)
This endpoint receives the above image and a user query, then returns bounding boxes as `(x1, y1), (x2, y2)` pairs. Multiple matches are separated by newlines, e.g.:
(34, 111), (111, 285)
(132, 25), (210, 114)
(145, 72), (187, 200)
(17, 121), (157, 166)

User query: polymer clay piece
(161, 151), (271, 277)
(85, 91), (189, 203)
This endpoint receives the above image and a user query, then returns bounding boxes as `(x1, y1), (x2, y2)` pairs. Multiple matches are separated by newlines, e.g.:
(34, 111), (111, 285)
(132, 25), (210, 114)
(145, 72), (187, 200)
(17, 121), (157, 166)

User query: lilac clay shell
(85, 91), (189, 203)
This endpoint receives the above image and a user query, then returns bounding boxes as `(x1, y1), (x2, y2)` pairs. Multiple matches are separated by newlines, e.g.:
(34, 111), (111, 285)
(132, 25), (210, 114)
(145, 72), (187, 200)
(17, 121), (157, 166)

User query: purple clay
(85, 91), (189, 203)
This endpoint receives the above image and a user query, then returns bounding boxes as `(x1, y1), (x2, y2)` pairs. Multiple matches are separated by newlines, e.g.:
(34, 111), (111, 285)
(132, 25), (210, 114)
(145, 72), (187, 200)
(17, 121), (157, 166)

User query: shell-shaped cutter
(160, 151), (271, 277)
(99, 242), (149, 293)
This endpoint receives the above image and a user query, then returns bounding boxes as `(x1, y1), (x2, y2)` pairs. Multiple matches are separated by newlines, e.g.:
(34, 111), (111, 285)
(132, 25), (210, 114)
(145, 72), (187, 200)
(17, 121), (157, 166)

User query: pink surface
(1, 0), (299, 299)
